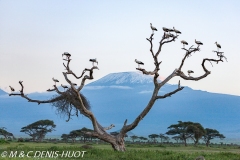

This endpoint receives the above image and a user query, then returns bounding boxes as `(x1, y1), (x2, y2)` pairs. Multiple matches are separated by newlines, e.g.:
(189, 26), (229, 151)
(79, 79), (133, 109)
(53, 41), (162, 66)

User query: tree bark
(8, 25), (226, 152)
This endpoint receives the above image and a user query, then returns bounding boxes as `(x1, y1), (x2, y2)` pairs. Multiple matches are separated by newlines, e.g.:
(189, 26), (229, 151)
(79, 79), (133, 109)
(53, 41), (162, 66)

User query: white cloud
(109, 85), (132, 89)
(84, 86), (106, 90)
(139, 90), (152, 94)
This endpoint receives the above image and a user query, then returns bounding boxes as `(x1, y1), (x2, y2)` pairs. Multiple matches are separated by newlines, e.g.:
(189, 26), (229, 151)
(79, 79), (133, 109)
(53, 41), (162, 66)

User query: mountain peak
(89, 72), (156, 85)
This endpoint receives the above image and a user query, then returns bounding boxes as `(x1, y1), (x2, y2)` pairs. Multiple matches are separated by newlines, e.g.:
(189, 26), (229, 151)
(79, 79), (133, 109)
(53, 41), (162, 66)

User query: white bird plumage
(187, 70), (194, 76)
(61, 84), (68, 91)
(181, 40), (188, 48)
(135, 59), (144, 68)
(150, 23), (157, 33)
(62, 52), (71, 57)
(195, 39), (203, 46)
(215, 42), (221, 51)
(173, 27), (181, 34)
(89, 58), (98, 66)
(162, 27), (171, 32)
(9, 86), (15, 92)
(52, 77), (59, 85)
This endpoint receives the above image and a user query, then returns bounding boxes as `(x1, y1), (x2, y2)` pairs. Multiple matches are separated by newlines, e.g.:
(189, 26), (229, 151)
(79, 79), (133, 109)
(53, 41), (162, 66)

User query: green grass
(0, 142), (240, 160)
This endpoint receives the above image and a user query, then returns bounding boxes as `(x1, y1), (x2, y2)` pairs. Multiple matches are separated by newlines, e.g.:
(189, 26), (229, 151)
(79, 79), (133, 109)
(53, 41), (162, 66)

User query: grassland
(0, 140), (240, 160)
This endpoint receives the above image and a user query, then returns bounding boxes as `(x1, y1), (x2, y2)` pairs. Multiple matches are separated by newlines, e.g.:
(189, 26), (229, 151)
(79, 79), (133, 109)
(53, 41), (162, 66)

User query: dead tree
(9, 25), (226, 151)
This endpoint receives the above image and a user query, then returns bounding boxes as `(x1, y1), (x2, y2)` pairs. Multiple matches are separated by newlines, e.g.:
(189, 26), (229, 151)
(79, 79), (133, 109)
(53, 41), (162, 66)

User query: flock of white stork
(51, 55), (99, 90)
(9, 53), (99, 92)
(9, 24), (222, 92)
(135, 23), (222, 77)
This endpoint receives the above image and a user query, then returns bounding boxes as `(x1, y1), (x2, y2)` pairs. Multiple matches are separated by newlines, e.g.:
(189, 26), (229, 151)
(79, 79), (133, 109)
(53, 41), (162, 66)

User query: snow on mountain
(89, 71), (156, 85)
(1, 72), (240, 140)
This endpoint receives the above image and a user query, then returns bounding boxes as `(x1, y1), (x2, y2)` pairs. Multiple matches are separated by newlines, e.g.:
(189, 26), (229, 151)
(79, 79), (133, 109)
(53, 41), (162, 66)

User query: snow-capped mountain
(89, 72), (156, 85)
(0, 72), (240, 140)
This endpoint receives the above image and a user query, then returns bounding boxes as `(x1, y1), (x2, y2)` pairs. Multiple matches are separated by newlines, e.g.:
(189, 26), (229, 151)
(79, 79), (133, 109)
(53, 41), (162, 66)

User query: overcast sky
(0, 0), (239, 96)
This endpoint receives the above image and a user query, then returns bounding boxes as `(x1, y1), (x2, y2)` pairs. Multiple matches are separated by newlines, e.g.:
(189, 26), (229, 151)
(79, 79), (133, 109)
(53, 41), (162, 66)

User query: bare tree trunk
(9, 24), (226, 151)
(184, 139), (187, 146)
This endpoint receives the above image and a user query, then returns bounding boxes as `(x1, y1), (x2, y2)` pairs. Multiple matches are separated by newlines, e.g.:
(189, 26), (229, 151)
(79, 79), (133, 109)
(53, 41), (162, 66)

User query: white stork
(187, 70), (194, 76)
(52, 77), (59, 85)
(181, 40), (188, 48)
(89, 58), (98, 66)
(162, 27), (170, 33)
(195, 39), (203, 46)
(173, 27), (181, 35)
(9, 86), (15, 92)
(135, 59), (144, 68)
(62, 52), (71, 58)
(150, 23), (157, 33)
(215, 42), (221, 51)
(163, 27), (174, 32)
(61, 84), (68, 91)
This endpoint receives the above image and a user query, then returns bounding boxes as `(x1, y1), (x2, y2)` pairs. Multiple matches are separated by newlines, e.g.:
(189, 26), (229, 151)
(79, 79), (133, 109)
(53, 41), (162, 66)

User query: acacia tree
(138, 136), (148, 142)
(186, 122), (205, 145)
(159, 133), (169, 143)
(130, 135), (138, 143)
(202, 128), (225, 147)
(148, 134), (159, 143)
(0, 127), (14, 140)
(20, 120), (56, 141)
(9, 24), (226, 151)
(172, 135), (183, 143)
(166, 121), (194, 146)
(61, 134), (69, 142)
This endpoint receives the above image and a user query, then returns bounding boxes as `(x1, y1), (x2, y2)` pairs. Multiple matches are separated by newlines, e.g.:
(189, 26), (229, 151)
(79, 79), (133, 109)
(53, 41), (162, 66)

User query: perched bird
(9, 86), (15, 92)
(195, 39), (203, 46)
(135, 59), (144, 68)
(181, 40), (188, 48)
(61, 84), (68, 90)
(62, 52), (71, 58)
(173, 27), (181, 34)
(89, 58), (98, 66)
(163, 27), (174, 32)
(150, 23), (157, 33)
(187, 70), (194, 76)
(215, 42), (221, 51)
(52, 77), (59, 85)
(162, 27), (170, 33)
(47, 89), (52, 92)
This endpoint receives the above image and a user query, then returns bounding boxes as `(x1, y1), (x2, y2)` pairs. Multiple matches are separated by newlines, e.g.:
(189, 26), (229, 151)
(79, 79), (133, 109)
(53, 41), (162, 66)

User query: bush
(0, 139), (9, 144)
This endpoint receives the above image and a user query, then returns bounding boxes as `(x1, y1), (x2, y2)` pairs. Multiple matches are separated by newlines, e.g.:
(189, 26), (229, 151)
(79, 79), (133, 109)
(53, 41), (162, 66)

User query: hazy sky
(0, 0), (239, 96)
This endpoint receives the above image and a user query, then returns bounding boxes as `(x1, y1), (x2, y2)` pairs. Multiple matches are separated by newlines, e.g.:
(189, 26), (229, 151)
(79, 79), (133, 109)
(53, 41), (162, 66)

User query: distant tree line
(142, 121), (225, 147)
(0, 120), (225, 147)
(119, 121), (225, 147)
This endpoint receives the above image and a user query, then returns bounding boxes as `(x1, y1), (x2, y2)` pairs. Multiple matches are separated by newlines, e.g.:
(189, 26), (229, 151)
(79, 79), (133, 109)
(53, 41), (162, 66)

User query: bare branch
(156, 87), (184, 99)
(136, 68), (159, 75)
(82, 131), (99, 137)
(177, 57), (224, 81)
(146, 33), (155, 58)
(77, 66), (99, 91)
(178, 45), (200, 71)
(46, 88), (55, 92)
(9, 81), (61, 105)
